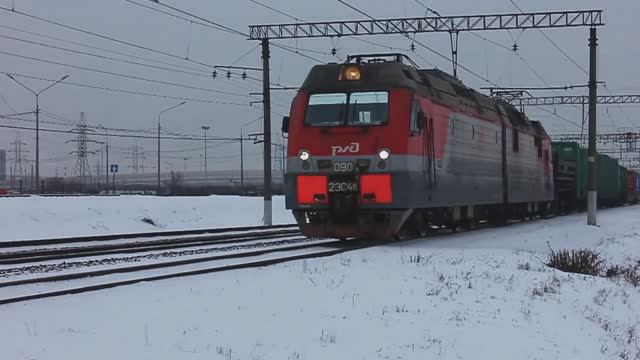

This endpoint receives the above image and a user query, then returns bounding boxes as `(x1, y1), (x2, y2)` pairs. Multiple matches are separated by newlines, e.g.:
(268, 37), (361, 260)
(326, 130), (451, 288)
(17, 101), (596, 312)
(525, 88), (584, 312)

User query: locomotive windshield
(305, 91), (388, 127)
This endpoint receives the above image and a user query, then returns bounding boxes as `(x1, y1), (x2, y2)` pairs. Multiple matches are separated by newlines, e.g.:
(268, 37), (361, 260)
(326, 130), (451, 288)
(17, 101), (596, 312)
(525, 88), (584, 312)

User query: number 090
(333, 162), (353, 172)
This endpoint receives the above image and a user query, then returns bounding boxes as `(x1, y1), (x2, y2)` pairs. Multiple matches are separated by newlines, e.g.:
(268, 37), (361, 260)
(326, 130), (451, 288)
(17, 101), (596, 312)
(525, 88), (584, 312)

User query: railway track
(0, 223), (300, 248)
(0, 216), (564, 305)
(0, 226), (303, 265)
(0, 225), (374, 305)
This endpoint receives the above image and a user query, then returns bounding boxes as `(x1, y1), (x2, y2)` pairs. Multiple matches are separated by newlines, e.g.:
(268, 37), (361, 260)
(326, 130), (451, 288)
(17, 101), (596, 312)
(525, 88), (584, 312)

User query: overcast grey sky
(0, 0), (638, 177)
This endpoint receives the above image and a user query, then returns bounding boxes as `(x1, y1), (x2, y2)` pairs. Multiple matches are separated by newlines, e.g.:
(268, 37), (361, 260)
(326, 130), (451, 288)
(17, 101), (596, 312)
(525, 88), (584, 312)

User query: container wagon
(618, 165), (628, 204)
(552, 142), (624, 210)
(628, 170), (640, 203)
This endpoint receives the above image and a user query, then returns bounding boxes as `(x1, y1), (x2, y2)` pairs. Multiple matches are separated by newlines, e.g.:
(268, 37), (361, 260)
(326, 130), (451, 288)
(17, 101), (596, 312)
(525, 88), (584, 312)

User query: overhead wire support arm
(510, 95), (640, 106)
(482, 83), (605, 92)
(449, 31), (459, 78)
(213, 65), (262, 71)
(248, 10), (603, 39)
(551, 133), (640, 143)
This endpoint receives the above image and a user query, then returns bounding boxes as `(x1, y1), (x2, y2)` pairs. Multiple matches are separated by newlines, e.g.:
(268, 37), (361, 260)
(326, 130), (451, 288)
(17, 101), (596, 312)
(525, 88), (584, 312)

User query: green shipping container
(552, 142), (622, 204)
(597, 154), (621, 202)
(619, 165), (628, 202)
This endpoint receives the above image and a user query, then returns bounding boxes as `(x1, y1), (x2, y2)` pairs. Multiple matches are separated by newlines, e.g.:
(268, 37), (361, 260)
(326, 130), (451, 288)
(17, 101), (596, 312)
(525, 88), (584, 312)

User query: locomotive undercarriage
(293, 201), (552, 240)
(292, 190), (412, 239)
(398, 202), (552, 239)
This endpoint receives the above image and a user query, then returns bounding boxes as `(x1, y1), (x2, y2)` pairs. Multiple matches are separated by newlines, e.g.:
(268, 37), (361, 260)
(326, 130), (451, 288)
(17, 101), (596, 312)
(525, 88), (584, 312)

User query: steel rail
(0, 229), (301, 264)
(0, 223), (298, 248)
(0, 239), (373, 305)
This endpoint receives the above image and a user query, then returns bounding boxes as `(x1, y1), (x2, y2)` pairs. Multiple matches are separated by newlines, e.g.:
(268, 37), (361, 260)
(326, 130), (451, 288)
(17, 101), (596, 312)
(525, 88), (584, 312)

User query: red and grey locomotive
(282, 54), (554, 239)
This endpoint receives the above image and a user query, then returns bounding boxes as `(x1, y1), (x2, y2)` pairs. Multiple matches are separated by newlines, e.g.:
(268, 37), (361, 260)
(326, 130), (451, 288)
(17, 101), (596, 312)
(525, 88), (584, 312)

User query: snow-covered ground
(0, 195), (294, 241)
(1, 206), (639, 359)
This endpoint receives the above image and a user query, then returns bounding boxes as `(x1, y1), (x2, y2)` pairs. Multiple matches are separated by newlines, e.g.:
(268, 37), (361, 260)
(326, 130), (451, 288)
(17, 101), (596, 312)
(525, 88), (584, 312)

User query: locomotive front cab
(283, 54), (422, 239)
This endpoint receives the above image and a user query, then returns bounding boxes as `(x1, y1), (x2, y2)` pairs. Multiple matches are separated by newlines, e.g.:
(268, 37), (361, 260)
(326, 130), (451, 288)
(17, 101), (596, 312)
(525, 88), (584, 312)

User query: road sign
(110, 164), (119, 173)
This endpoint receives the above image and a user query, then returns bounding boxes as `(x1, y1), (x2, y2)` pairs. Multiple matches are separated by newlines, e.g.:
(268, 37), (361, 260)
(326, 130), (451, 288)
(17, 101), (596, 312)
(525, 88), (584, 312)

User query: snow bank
(0, 195), (294, 241)
(0, 206), (639, 359)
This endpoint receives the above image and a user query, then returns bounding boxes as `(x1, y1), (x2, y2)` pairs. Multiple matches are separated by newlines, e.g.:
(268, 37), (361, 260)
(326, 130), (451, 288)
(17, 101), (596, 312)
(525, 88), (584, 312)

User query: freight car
(628, 170), (640, 203)
(552, 141), (633, 212)
(283, 53), (554, 239)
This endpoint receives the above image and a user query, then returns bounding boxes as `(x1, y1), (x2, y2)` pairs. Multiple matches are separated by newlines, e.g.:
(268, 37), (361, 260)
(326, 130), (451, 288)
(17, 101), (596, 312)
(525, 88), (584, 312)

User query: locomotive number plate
(333, 161), (354, 173)
(328, 181), (359, 193)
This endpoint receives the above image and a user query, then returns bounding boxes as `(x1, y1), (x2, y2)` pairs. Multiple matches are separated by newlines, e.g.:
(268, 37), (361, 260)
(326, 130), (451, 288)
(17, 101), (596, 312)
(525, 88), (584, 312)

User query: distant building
(0, 149), (5, 181)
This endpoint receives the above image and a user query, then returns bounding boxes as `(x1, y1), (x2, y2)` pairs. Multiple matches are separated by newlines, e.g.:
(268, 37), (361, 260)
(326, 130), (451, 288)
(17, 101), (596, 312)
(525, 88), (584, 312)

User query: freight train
(553, 142), (639, 211)
(281, 53), (639, 240)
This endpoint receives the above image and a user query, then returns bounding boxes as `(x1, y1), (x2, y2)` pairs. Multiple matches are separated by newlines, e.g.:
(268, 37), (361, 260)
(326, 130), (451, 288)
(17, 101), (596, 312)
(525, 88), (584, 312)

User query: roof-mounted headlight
(340, 65), (361, 81)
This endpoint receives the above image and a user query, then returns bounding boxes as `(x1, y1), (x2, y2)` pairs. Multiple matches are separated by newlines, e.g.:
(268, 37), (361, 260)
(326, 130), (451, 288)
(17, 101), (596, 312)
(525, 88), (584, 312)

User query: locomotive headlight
(340, 65), (361, 81)
(378, 149), (390, 160)
(299, 150), (310, 161)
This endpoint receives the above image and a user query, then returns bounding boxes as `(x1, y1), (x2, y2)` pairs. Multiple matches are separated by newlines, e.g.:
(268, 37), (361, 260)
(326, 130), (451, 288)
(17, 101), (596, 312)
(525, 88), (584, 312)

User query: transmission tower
(67, 112), (98, 188)
(8, 134), (29, 184)
(126, 144), (146, 175)
(95, 145), (103, 185)
(126, 144), (140, 175)
(140, 150), (146, 174)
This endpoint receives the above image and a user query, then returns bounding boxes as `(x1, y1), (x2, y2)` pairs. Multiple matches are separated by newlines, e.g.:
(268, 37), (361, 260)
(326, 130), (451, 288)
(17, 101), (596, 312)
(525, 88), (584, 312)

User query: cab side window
(409, 100), (420, 135)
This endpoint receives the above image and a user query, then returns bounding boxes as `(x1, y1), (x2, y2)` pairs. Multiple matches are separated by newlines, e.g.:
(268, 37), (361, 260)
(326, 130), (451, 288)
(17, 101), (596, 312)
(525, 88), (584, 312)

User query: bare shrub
(547, 249), (605, 276)
(141, 217), (158, 227)
(532, 275), (561, 297)
(605, 262), (640, 287)
(517, 262), (531, 271)
(320, 329), (336, 346)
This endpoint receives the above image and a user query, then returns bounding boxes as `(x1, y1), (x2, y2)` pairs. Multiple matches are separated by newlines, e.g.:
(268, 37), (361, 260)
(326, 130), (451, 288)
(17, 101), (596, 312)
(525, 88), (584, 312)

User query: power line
(40, 110), (236, 139)
(1, 118), (65, 130)
(0, 114), (132, 134)
(410, 0), (512, 52)
(271, 43), (325, 63)
(0, 32), (214, 78)
(0, 91), (18, 113)
(131, 0), (317, 73)
(337, 0), (488, 82)
(530, 106), (582, 129)
(38, 110), (77, 125)
(0, 1), (272, 99)
(142, 0), (247, 37)
(246, 0), (304, 21)
(5, 72), (253, 106)
(5, 109), (245, 141)
(0, 122), (241, 141)
(2, 111), (216, 140)
(0, 23), (210, 74)
(124, 0), (241, 36)
(412, 0), (440, 16)
(409, 1), (586, 130)
(230, 44), (260, 66)
(271, 42), (329, 57)
(138, 5), (325, 80)
(508, 0), (620, 129)
(243, 0), (409, 63)
(136, 0), (326, 64)
(0, 48), (249, 98)
(509, 0), (588, 75)
(0, 6), (217, 71)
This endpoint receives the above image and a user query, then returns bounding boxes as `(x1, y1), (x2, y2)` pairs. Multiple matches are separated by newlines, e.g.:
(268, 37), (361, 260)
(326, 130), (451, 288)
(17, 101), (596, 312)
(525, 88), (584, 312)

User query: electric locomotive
(282, 54), (554, 239)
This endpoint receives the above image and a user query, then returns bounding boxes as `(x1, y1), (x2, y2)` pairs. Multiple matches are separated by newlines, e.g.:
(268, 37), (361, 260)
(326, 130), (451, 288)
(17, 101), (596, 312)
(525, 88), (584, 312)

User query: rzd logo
(331, 142), (359, 156)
